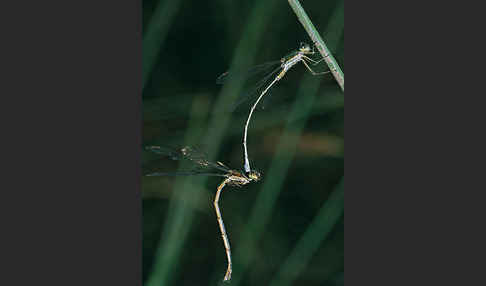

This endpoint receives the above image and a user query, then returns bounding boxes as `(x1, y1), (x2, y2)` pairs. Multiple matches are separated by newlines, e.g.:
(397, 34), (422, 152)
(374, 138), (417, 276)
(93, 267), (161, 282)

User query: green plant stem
(144, 97), (211, 286)
(142, 0), (182, 90)
(288, 0), (344, 91)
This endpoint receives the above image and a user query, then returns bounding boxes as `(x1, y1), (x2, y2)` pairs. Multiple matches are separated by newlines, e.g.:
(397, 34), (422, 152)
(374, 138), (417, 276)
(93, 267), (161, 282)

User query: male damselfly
(217, 42), (332, 173)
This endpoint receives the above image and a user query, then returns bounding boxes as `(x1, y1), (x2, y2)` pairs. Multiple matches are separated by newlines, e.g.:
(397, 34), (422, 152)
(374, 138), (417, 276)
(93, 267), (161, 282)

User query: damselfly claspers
(144, 145), (261, 281)
(217, 42), (331, 174)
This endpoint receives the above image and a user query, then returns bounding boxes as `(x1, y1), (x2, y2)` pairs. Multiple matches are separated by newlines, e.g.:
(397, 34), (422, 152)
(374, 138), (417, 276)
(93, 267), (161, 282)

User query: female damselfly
(145, 145), (261, 281)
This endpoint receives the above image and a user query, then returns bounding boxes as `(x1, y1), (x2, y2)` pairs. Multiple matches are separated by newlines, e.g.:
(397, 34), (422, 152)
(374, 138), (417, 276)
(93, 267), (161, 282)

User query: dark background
(142, 0), (344, 285)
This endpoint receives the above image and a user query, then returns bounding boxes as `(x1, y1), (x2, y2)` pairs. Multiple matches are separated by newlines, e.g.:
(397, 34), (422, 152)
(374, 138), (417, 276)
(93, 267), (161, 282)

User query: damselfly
(217, 42), (332, 173)
(144, 145), (261, 281)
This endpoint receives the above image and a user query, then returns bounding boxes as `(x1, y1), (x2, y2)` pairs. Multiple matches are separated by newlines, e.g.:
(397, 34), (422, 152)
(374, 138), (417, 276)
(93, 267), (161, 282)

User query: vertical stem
(287, 0), (344, 91)
(142, 0), (182, 90)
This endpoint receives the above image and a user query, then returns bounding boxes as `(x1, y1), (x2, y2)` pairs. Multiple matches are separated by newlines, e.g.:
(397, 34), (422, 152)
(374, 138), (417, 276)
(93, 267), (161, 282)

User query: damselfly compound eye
(249, 170), (261, 181)
(300, 43), (311, 53)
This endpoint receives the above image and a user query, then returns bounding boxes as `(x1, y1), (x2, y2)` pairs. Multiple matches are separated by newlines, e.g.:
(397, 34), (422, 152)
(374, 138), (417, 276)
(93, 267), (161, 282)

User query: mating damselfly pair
(145, 42), (331, 281)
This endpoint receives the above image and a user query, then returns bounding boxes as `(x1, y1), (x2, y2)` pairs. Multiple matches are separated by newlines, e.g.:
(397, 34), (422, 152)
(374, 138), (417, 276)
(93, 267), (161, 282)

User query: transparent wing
(145, 145), (232, 174)
(145, 171), (227, 177)
(216, 61), (283, 111)
(216, 60), (281, 84)
(229, 66), (282, 111)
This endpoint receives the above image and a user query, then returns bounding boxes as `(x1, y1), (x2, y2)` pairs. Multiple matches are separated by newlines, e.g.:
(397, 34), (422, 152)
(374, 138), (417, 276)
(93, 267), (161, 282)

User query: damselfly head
(299, 42), (312, 53)
(248, 170), (261, 181)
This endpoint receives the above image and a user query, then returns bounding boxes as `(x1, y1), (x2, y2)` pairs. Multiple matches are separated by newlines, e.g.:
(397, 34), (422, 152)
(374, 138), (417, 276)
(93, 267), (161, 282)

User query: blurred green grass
(142, 0), (343, 285)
